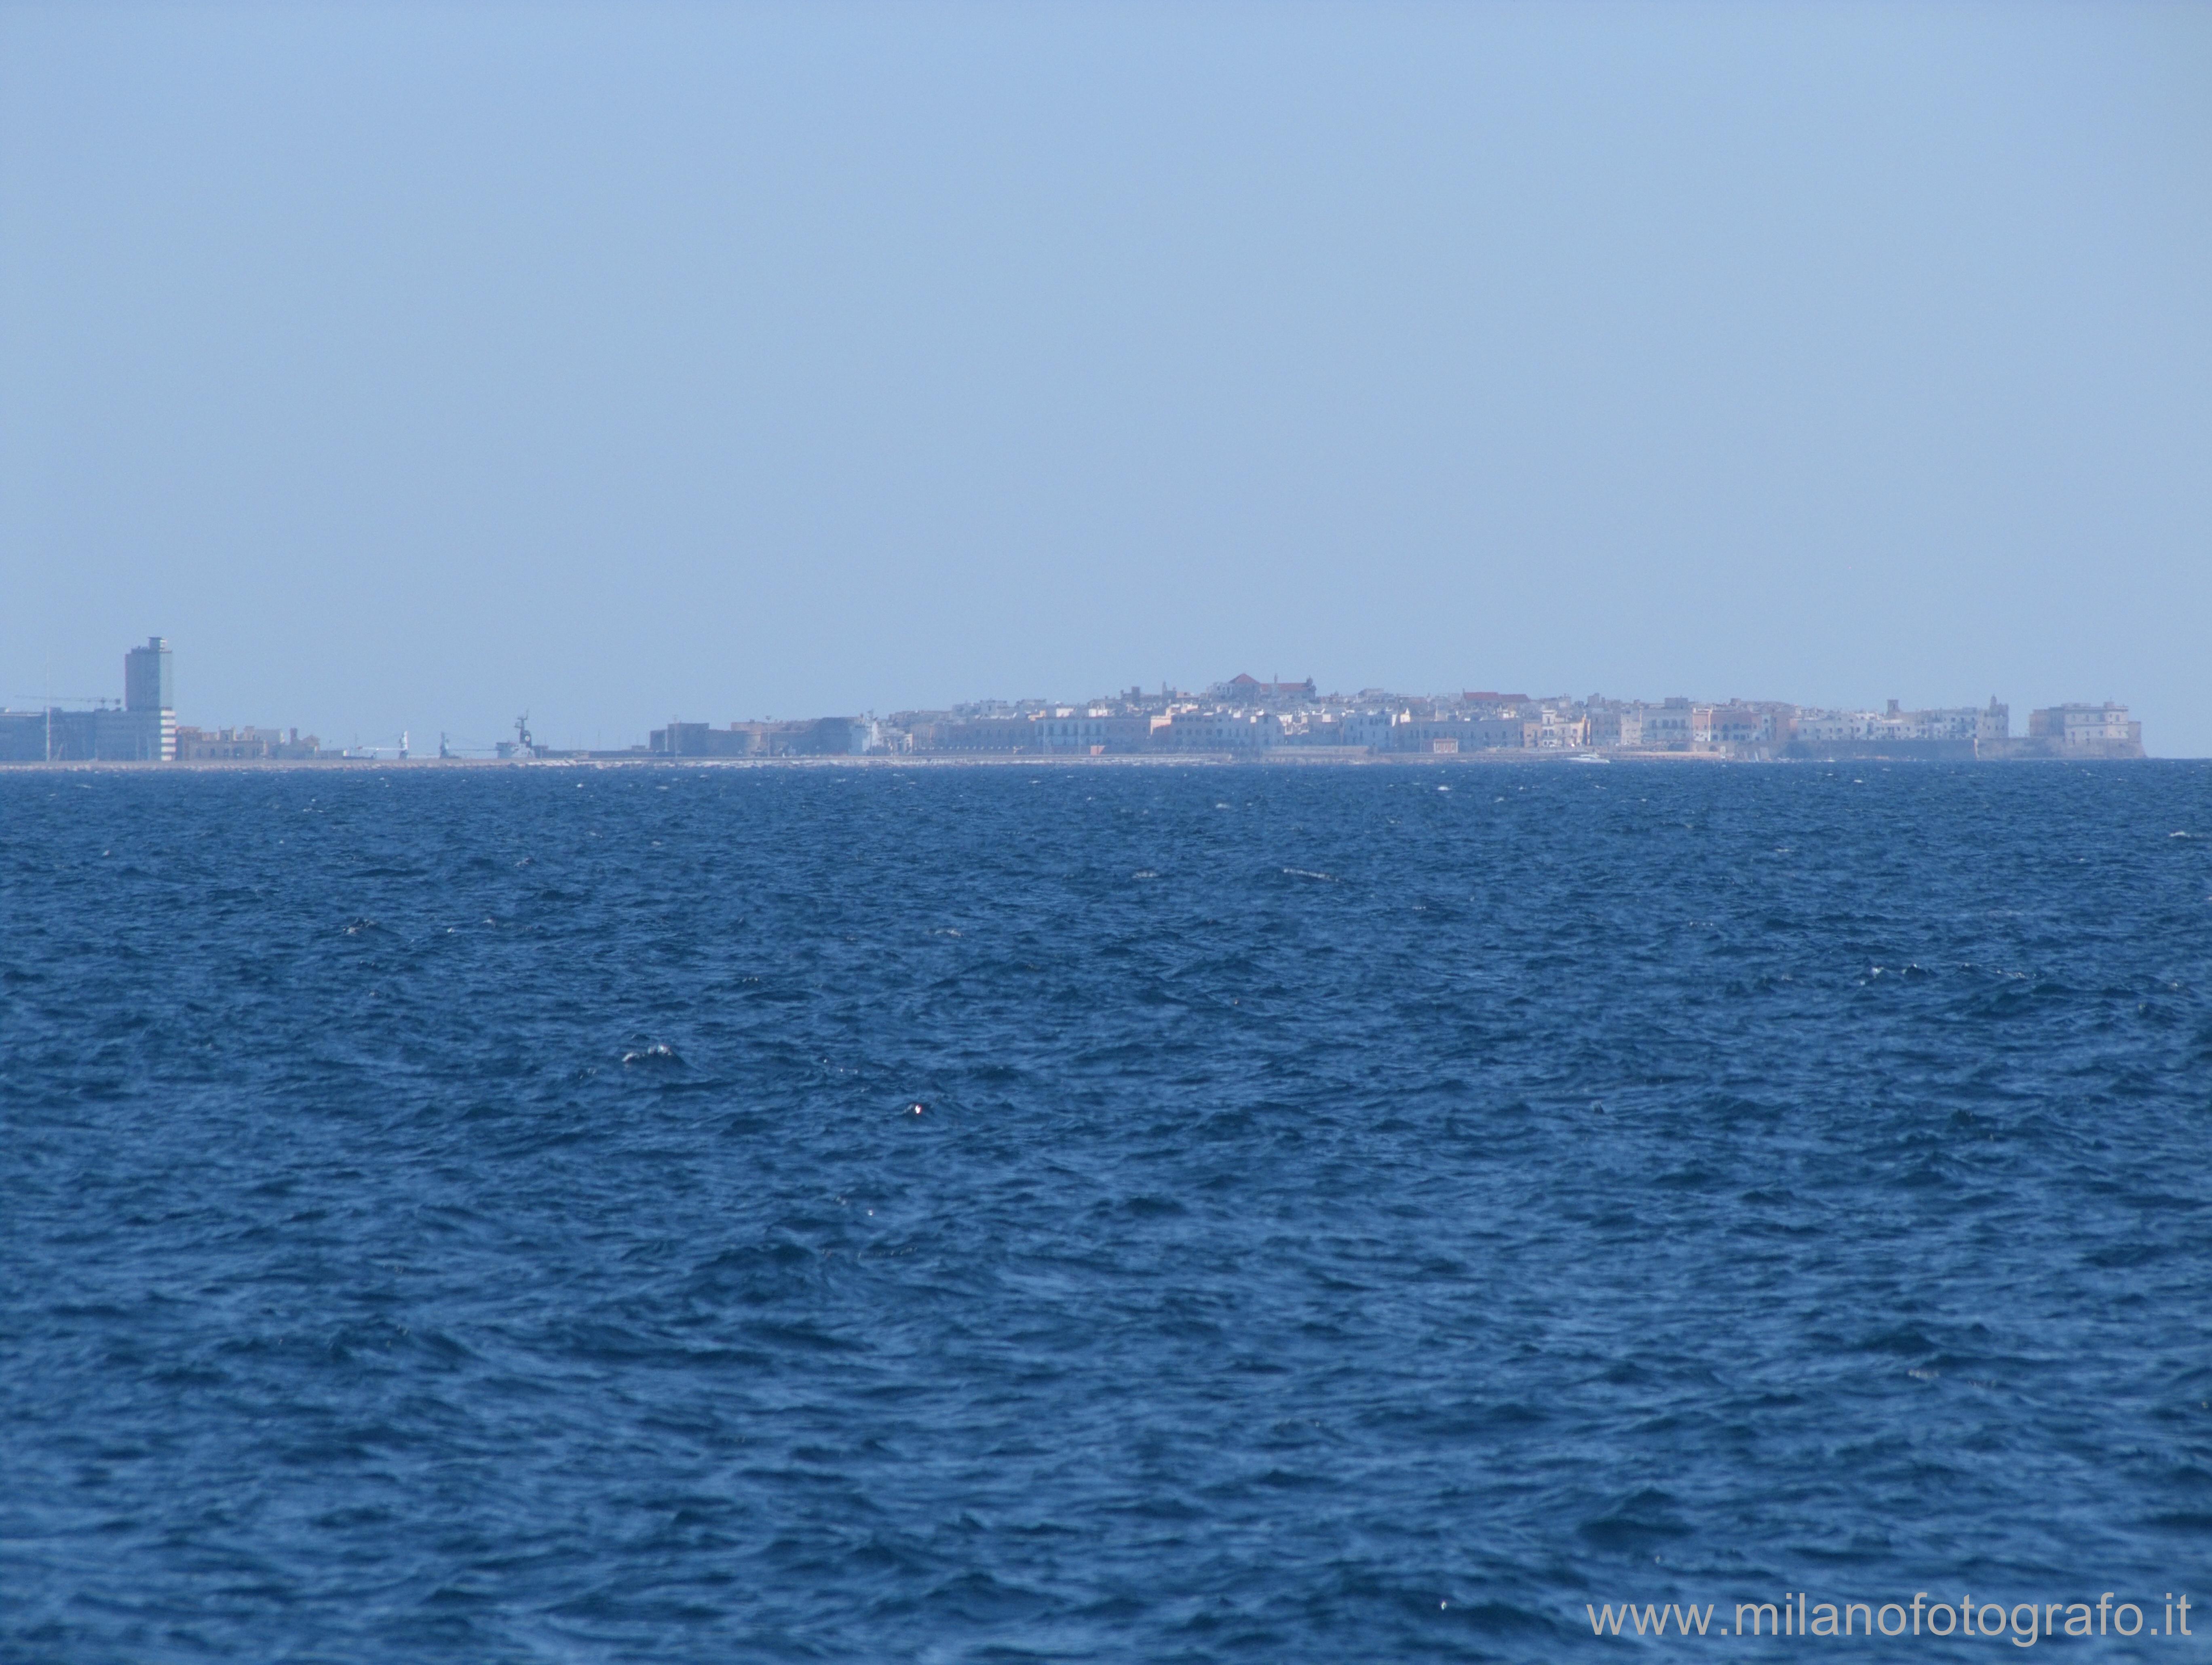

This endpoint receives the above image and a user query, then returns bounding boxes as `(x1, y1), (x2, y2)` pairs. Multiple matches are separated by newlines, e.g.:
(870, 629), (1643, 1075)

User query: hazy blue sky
(3, 2), (2206, 752)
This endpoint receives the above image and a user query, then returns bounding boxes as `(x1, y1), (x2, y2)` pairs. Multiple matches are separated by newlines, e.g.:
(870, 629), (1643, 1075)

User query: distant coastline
(2, 747), (2170, 773)
(0, 647), (2151, 765)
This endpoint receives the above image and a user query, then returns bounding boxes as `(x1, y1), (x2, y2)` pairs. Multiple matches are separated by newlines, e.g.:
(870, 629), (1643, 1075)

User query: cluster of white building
(5, 645), (2144, 765)
(865, 680), (2144, 760)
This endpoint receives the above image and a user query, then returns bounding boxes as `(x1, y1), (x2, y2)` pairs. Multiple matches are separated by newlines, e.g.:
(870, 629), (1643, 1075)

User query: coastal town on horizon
(0, 638), (2151, 767)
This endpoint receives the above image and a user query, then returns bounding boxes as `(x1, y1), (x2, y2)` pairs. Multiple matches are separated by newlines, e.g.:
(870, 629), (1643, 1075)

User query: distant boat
(496, 714), (539, 761)
(1569, 752), (1610, 764)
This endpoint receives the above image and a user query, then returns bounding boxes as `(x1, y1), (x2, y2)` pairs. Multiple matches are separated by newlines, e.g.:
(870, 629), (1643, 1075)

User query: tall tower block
(123, 636), (177, 760)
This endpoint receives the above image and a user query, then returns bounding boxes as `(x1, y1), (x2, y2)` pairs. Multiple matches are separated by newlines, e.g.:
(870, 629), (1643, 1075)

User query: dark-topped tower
(118, 636), (177, 759)
(125, 636), (173, 713)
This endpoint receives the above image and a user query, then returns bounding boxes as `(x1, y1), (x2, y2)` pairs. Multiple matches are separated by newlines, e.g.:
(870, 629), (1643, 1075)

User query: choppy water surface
(5, 763), (2210, 1661)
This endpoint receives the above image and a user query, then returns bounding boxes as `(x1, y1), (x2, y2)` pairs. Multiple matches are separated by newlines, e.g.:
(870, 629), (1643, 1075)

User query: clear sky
(3, 2), (2206, 753)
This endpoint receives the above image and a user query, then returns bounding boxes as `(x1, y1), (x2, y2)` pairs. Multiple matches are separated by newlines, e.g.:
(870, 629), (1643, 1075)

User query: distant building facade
(174, 725), (322, 761)
(0, 705), (171, 762)
(648, 717), (871, 757)
(0, 635), (177, 761)
(2029, 704), (2141, 749)
(118, 636), (177, 760)
(126, 636), (173, 711)
(1640, 699), (1702, 750)
(1036, 711), (1155, 753)
(1208, 674), (1317, 703)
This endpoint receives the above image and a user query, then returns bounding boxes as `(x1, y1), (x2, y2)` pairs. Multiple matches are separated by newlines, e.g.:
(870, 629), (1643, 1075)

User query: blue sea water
(4, 761), (2210, 1663)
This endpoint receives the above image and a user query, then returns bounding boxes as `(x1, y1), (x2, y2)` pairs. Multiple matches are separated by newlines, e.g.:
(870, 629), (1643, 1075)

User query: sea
(4, 761), (2209, 1662)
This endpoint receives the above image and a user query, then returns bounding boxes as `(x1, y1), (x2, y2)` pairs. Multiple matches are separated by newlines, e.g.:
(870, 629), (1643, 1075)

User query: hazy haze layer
(2, 3), (2206, 752)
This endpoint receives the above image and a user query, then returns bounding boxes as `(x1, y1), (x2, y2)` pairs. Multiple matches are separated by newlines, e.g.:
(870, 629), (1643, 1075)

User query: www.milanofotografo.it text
(1586, 1592), (2193, 1644)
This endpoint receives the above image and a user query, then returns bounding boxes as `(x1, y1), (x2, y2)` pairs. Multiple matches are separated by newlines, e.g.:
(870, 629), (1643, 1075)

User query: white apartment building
(1158, 710), (1283, 751)
(1530, 707), (1587, 748)
(1639, 700), (1704, 748)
